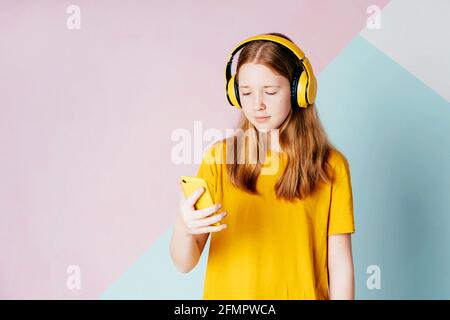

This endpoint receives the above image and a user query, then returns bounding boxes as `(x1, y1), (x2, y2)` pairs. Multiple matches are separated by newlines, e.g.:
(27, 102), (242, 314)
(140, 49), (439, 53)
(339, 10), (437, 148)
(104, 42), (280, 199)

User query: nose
(253, 94), (266, 111)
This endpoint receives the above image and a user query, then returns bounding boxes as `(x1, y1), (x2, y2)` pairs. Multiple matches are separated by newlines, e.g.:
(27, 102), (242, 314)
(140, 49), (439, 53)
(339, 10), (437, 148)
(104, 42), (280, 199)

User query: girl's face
(237, 63), (292, 132)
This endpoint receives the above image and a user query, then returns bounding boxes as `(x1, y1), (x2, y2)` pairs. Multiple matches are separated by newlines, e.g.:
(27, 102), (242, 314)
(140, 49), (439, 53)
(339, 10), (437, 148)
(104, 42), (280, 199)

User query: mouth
(254, 116), (271, 123)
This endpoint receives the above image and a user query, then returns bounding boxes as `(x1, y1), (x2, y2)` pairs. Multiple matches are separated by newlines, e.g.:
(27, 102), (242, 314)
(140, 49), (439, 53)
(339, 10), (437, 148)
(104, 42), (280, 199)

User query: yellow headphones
(225, 34), (317, 110)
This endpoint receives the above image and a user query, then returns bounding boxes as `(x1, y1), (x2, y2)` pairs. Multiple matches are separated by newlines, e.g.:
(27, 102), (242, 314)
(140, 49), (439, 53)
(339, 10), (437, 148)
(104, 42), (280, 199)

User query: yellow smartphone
(180, 176), (221, 226)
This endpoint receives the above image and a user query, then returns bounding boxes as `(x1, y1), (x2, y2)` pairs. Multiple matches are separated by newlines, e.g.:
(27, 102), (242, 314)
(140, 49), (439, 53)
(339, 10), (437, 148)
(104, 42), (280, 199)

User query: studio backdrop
(1, 0), (449, 299)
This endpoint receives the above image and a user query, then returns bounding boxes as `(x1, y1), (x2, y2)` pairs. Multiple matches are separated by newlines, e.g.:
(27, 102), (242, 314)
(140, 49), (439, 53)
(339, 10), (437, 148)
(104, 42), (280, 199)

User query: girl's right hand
(178, 184), (228, 235)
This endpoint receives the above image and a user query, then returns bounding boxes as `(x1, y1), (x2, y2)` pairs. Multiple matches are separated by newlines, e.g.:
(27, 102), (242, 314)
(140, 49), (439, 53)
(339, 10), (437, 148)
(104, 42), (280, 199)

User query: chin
(253, 123), (274, 132)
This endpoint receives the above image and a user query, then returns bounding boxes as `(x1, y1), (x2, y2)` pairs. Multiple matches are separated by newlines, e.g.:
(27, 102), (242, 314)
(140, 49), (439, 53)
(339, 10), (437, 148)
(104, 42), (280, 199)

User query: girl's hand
(178, 185), (228, 235)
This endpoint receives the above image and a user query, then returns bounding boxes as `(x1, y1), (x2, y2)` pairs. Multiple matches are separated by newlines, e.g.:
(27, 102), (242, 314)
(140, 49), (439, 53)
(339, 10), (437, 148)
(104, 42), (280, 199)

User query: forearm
(327, 233), (355, 300)
(169, 214), (202, 273)
(328, 261), (355, 299)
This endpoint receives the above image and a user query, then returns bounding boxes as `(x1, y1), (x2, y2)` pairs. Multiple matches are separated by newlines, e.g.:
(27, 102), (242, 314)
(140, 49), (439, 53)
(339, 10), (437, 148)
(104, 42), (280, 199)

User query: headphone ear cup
(297, 71), (309, 108)
(290, 67), (301, 108)
(301, 58), (317, 106)
(234, 77), (241, 107)
(306, 73), (317, 105)
(227, 75), (241, 109)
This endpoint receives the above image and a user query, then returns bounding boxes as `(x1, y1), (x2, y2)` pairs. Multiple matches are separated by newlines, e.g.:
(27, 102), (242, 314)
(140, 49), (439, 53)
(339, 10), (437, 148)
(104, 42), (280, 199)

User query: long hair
(223, 32), (337, 201)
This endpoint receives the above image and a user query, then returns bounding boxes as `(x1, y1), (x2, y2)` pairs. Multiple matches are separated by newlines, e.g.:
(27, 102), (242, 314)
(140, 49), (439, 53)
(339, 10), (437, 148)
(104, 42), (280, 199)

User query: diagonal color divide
(360, 0), (450, 103)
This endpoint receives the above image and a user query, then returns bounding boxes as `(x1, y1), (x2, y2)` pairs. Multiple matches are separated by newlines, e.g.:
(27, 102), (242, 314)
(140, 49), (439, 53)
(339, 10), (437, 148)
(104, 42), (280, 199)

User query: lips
(254, 115), (271, 123)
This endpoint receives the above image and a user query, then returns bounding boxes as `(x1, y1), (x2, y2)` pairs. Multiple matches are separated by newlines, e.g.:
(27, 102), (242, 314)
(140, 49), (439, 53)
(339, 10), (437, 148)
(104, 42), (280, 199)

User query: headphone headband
(226, 34), (306, 81)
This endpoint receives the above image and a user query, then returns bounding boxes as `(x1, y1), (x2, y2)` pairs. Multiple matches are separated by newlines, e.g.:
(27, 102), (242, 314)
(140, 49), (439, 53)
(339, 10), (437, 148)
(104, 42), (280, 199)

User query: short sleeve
(196, 143), (219, 203)
(328, 153), (356, 236)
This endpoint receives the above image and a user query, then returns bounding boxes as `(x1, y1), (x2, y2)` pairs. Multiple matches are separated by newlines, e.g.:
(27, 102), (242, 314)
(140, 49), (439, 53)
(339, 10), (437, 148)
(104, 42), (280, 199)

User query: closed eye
(241, 92), (277, 96)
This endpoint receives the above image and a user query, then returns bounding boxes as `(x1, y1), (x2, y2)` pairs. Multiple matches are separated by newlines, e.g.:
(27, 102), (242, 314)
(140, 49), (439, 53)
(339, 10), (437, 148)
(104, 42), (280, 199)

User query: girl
(170, 33), (355, 300)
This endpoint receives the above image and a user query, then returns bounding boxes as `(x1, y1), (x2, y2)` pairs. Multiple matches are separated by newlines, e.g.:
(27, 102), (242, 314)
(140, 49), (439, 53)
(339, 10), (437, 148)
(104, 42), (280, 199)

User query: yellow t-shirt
(196, 141), (355, 300)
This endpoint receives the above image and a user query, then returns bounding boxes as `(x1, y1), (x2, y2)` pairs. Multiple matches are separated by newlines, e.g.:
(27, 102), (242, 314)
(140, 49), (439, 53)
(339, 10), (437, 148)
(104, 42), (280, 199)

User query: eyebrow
(238, 85), (281, 88)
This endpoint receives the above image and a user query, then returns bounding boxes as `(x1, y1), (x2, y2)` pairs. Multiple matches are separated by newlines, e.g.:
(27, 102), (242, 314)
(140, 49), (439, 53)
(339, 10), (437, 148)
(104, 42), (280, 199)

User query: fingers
(189, 223), (227, 235)
(183, 186), (205, 209)
(178, 181), (228, 235)
(188, 211), (227, 228)
(192, 203), (222, 220)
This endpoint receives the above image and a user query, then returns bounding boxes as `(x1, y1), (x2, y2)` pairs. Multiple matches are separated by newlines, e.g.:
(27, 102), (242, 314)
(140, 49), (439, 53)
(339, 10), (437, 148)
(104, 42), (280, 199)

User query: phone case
(180, 176), (221, 226)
